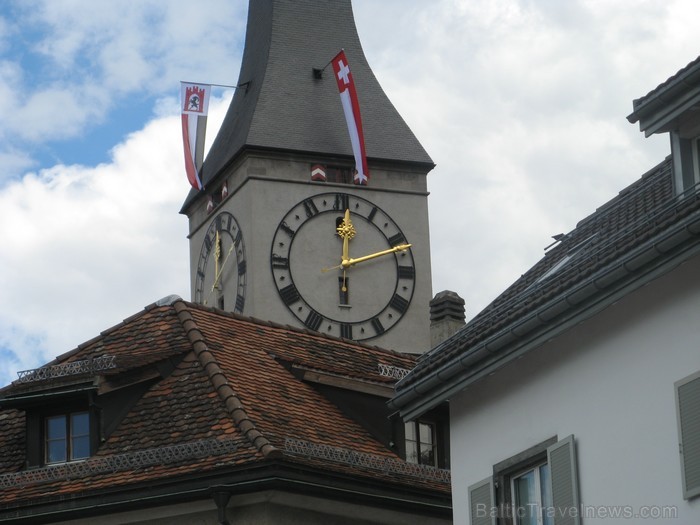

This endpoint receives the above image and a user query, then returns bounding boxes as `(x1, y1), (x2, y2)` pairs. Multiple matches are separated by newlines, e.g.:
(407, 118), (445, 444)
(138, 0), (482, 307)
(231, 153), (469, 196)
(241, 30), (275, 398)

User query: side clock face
(270, 192), (416, 341)
(194, 211), (247, 312)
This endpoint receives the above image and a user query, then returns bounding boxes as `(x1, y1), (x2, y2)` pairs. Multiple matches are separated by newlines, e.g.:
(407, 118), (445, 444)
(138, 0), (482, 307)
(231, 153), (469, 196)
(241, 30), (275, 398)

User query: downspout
(212, 491), (231, 525)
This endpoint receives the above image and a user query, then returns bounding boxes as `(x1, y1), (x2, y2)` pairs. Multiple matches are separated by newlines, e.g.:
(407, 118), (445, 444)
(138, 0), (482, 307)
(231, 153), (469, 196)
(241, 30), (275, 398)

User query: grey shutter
(468, 476), (496, 525)
(676, 371), (700, 500)
(547, 435), (581, 525)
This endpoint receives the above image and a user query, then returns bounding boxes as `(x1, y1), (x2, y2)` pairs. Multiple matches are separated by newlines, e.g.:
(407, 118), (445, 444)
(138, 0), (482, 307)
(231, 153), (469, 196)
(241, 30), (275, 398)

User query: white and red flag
(331, 50), (369, 185)
(180, 82), (211, 190)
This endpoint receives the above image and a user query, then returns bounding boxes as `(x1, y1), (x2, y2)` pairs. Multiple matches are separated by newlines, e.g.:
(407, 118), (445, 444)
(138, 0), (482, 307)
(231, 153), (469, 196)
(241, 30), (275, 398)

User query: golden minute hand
(322, 244), (411, 272)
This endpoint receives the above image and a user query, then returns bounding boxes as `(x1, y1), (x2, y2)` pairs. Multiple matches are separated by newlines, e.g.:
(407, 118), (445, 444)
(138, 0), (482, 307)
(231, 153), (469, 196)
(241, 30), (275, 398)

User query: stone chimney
(430, 290), (466, 348)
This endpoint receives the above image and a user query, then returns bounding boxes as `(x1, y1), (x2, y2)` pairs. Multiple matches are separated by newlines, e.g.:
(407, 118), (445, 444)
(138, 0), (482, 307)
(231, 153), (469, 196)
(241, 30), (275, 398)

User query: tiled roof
(393, 156), (700, 414)
(629, 54), (700, 115)
(0, 300), (449, 518)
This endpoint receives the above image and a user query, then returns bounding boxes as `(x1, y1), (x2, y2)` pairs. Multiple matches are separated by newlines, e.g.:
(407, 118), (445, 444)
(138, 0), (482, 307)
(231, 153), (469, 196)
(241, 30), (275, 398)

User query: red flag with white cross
(331, 51), (369, 185)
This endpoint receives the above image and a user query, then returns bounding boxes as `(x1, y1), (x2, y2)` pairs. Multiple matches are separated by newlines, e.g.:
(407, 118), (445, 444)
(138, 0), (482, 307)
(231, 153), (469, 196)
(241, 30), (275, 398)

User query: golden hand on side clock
(206, 231), (236, 306)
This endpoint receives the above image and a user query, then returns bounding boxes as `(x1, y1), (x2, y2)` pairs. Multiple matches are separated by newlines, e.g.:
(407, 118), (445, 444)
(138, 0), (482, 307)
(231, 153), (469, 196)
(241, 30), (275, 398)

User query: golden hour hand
(335, 209), (356, 291)
(208, 230), (235, 297)
(322, 244), (412, 272)
(337, 209), (356, 262)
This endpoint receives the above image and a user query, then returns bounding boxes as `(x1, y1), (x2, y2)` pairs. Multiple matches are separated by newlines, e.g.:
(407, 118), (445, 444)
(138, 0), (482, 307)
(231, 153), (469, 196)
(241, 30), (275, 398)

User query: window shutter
(547, 435), (580, 525)
(676, 371), (700, 500)
(468, 476), (495, 525)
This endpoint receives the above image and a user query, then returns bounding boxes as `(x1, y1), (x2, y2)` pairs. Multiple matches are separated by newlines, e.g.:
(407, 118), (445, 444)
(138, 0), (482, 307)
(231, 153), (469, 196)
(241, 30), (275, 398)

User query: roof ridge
(184, 300), (416, 359)
(171, 300), (280, 459)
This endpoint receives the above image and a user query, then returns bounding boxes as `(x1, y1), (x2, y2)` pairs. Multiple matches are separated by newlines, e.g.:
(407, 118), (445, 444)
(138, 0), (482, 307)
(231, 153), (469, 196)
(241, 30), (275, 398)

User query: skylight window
(535, 234), (597, 285)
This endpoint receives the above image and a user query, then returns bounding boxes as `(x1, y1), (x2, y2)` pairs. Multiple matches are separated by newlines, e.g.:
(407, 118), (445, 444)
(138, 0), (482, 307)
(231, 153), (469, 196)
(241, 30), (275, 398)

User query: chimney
(430, 290), (466, 348)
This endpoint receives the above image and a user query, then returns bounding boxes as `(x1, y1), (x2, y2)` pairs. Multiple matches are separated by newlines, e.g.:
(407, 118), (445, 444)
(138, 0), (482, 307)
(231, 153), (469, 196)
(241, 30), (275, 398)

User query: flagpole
(181, 81), (246, 90)
(313, 49), (344, 79)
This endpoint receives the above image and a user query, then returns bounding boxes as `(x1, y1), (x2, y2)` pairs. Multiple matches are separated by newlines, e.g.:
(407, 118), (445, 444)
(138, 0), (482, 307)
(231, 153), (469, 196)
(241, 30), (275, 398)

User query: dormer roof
(627, 55), (700, 137)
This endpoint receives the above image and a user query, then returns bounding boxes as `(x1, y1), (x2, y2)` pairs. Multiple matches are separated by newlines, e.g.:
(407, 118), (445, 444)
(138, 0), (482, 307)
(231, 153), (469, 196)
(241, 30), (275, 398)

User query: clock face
(195, 212), (247, 312)
(270, 192), (415, 341)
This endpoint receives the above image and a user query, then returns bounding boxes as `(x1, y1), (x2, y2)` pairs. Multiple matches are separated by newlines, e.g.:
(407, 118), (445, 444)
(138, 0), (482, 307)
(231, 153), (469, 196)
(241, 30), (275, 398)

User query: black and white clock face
(195, 211), (247, 312)
(270, 192), (415, 341)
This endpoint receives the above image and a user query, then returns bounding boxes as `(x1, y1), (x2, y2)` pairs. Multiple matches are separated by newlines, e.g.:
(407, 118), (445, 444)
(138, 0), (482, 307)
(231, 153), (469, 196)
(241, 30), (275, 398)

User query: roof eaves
(627, 55), (700, 134)
(391, 206), (700, 420)
(171, 300), (280, 458)
(292, 365), (396, 398)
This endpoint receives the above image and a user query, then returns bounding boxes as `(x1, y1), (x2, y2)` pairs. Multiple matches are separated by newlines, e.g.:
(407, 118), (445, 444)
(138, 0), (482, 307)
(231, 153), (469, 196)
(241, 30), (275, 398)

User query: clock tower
(181, 0), (435, 354)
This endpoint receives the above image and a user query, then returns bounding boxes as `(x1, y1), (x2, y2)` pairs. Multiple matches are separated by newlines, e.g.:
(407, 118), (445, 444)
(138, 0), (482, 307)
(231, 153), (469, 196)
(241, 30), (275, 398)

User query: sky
(1, 0), (699, 385)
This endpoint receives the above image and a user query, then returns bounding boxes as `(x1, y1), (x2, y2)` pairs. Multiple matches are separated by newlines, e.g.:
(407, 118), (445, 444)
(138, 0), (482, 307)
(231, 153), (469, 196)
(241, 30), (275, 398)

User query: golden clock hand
(211, 244), (235, 291)
(214, 230), (222, 283)
(343, 244), (411, 267)
(336, 209), (355, 262)
(322, 244), (412, 272)
(204, 243), (235, 306)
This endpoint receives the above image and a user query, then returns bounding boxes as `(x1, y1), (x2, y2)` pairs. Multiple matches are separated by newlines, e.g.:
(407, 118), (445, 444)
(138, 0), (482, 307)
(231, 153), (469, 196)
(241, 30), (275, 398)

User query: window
(671, 132), (700, 195)
(468, 435), (580, 525)
(675, 370), (700, 500)
(511, 463), (553, 525)
(405, 420), (437, 466)
(45, 411), (90, 463)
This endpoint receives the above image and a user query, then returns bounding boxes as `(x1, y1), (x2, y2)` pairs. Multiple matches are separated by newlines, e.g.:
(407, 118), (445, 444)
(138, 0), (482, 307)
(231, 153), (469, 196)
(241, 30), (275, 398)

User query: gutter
(627, 59), (700, 125)
(391, 207), (700, 421)
(0, 466), (451, 524)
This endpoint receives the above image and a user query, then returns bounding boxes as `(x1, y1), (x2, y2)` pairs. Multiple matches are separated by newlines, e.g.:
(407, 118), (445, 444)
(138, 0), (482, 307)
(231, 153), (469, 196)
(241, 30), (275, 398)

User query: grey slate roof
(186, 0), (432, 208)
(391, 155), (700, 419)
(627, 54), (700, 135)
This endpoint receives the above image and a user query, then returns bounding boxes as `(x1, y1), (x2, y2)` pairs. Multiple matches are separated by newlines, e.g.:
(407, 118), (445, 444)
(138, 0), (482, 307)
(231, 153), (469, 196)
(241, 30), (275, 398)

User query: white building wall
(450, 255), (700, 524)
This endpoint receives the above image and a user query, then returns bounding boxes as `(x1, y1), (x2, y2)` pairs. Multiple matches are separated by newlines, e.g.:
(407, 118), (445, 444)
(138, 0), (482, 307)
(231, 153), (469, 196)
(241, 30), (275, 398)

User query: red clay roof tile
(0, 299), (449, 515)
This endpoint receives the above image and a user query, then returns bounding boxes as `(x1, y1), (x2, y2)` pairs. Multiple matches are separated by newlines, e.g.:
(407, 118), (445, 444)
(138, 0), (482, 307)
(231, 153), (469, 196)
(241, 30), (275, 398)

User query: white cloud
(353, 0), (700, 315)
(2, 0), (700, 384)
(0, 0), (245, 179)
(0, 94), (230, 384)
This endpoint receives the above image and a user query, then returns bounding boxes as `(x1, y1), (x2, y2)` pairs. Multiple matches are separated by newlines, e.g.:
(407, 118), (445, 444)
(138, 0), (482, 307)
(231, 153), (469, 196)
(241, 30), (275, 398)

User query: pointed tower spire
(196, 0), (433, 193)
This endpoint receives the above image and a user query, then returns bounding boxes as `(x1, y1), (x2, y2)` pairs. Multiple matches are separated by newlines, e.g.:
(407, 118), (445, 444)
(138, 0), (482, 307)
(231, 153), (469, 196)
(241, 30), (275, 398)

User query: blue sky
(1, 0), (699, 385)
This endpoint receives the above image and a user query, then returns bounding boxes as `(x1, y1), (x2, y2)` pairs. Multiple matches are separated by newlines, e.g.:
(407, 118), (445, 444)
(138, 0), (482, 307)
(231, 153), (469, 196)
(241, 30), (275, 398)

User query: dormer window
(405, 420), (437, 466)
(671, 132), (700, 195)
(401, 410), (450, 469)
(627, 59), (700, 197)
(45, 411), (90, 463)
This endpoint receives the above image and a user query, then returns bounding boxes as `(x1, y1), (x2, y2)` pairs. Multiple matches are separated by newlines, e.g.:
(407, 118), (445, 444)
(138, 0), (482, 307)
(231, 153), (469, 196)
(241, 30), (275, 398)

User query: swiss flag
(331, 51), (369, 185)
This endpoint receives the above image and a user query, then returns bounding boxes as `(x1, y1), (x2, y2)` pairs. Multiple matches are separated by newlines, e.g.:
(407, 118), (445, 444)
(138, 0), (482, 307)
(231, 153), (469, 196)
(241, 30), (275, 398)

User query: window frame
(44, 410), (91, 464)
(469, 435), (580, 525)
(510, 462), (553, 525)
(398, 405), (449, 469)
(23, 395), (97, 468)
(405, 419), (438, 467)
(493, 437), (556, 525)
(670, 131), (700, 195)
